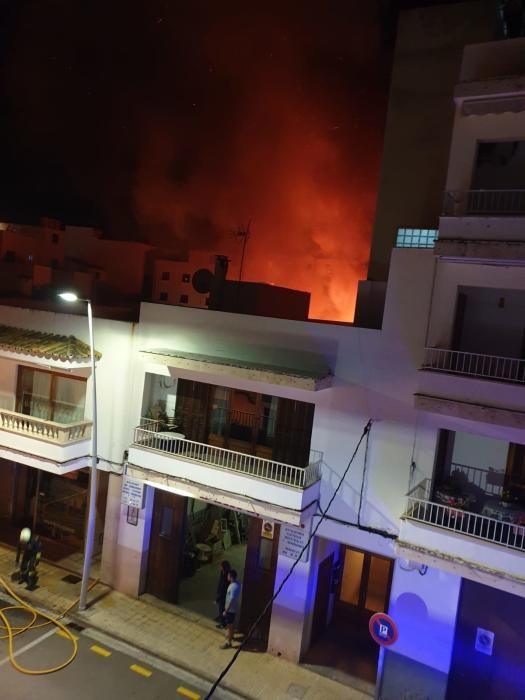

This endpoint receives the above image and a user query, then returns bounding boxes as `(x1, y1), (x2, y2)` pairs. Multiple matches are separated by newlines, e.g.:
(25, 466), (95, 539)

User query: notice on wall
(121, 476), (145, 509)
(279, 523), (310, 563)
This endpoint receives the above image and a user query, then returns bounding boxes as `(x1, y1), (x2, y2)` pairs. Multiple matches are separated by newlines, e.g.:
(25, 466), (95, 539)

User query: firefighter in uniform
(12, 527), (42, 590)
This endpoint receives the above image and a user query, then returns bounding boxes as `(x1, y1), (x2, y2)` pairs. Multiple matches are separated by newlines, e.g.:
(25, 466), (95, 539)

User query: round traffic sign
(369, 612), (398, 646)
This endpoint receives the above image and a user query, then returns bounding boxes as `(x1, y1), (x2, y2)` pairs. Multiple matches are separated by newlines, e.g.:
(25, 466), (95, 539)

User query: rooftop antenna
(234, 220), (251, 312)
(236, 220), (251, 284)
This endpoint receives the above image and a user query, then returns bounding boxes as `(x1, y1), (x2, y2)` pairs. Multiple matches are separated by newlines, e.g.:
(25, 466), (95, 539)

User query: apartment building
(0, 27), (525, 700)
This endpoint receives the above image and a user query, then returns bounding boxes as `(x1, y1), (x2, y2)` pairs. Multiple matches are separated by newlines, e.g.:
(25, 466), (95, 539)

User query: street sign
(369, 612), (398, 646)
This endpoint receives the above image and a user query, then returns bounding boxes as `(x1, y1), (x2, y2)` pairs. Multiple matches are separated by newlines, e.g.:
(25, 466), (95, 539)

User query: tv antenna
(236, 220), (251, 283)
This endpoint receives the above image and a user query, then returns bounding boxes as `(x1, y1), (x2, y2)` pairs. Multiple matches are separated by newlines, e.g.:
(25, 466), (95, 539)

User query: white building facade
(0, 35), (525, 700)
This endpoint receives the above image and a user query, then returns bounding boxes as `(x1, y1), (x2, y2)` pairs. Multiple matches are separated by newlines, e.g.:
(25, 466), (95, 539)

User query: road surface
(0, 597), (238, 700)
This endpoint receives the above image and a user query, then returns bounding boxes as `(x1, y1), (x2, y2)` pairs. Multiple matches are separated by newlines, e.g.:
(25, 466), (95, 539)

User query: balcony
(403, 475), (525, 553)
(422, 347), (525, 385)
(443, 189), (525, 217)
(0, 408), (92, 474)
(127, 421), (322, 525)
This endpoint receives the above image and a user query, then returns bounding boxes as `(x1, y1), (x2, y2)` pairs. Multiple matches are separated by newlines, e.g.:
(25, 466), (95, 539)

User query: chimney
(209, 255), (229, 310)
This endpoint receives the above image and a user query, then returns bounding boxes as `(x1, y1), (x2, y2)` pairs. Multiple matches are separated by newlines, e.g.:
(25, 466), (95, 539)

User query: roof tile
(0, 325), (102, 363)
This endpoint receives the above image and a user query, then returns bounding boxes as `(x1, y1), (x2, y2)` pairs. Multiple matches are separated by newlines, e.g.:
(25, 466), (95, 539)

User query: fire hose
(0, 575), (98, 675)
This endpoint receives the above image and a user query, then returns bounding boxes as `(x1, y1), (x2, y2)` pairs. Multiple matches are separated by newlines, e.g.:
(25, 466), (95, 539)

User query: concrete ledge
(435, 238), (525, 263)
(414, 392), (525, 430)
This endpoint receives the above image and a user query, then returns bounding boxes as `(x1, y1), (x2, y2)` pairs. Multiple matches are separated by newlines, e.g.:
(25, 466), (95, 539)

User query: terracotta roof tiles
(0, 325), (102, 363)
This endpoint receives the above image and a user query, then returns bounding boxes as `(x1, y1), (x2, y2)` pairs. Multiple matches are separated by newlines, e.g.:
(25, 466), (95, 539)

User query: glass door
(337, 546), (393, 627)
(16, 367), (86, 424)
(228, 390), (258, 455)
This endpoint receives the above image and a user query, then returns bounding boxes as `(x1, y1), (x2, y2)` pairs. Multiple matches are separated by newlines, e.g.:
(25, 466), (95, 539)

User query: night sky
(0, 1), (459, 320)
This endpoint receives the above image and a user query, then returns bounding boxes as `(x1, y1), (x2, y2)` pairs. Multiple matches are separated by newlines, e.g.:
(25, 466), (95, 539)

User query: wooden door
(174, 379), (212, 442)
(146, 489), (186, 603)
(311, 553), (334, 644)
(272, 398), (314, 467)
(239, 517), (280, 650)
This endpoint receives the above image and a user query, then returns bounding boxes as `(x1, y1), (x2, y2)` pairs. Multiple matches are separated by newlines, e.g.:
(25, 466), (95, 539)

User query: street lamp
(58, 291), (97, 611)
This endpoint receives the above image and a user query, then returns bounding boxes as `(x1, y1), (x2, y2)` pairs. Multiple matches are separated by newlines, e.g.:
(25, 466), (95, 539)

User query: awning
(0, 324), (101, 368)
(140, 347), (332, 391)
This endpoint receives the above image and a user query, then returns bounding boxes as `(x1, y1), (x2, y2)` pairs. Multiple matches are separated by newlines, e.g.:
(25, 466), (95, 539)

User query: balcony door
(174, 379), (314, 467)
(16, 366), (86, 424)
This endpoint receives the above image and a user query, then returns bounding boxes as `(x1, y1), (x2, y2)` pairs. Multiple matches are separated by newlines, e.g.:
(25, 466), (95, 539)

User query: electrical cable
(357, 423), (371, 527)
(204, 418), (372, 700)
(0, 575), (99, 675)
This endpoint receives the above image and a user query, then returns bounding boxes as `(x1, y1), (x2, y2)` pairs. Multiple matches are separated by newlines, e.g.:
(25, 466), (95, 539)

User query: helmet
(20, 527), (31, 543)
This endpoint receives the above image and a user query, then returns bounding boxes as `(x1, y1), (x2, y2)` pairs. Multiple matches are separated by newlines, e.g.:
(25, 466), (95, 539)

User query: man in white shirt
(221, 569), (241, 649)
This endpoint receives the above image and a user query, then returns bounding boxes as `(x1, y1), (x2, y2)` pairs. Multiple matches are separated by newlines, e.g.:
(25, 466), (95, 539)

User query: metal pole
(79, 300), (97, 611)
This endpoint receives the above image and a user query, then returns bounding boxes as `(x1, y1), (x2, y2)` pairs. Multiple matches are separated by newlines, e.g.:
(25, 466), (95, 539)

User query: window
(179, 294), (189, 304)
(52, 233), (59, 244)
(159, 292), (168, 301)
(17, 366), (86, 424)
(161, 271), (170, 281)
(395, 228), (437, 249)
(182, 273), (190, 283)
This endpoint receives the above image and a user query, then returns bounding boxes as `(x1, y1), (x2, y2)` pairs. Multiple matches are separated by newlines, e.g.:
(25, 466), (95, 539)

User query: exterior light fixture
(58, 291), (98, 611)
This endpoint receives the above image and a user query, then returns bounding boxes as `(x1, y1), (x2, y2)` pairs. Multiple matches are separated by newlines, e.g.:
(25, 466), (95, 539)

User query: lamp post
(58, 292), (97, 611)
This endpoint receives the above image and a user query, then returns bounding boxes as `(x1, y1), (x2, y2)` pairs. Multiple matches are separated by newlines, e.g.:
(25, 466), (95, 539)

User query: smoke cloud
(1, 1), (389, 321)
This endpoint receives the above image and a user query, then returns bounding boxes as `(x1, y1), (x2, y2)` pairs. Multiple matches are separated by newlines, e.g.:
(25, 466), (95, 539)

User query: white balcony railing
(0, 409), (92, 444)
(132, 423), (322, 489)
(422, 347), (525, 384)
(404, 479), (525, 552)
(443, 189), (525, 216)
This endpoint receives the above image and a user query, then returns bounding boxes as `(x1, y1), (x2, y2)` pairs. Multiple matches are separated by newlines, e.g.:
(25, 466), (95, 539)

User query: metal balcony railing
(422, 347), (525, 384)
(132, 421), (322, 489)
(450, 462), (504, 497)
(404, 479), (525, 552)
(443, 189), (525, 216)
(0, 408), (92, 444)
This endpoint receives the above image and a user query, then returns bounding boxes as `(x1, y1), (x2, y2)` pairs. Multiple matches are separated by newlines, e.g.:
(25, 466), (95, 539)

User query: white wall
(446, 109), (525, 194)
(388, 561), (461, 674)
(427, 260), (525, 350)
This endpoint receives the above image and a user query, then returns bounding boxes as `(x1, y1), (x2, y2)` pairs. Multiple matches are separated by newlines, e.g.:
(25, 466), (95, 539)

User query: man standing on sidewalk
(221, 569), (241, 649)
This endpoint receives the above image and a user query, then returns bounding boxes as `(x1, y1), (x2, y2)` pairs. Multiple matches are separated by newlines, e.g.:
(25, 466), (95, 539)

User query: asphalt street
(0, 597), (239, 700)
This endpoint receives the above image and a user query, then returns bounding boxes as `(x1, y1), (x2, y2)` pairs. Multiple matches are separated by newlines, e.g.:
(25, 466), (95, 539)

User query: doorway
(0, 459), (107, 562)
(145, 491), (280, 649)
(145, 491), (249, 613)
(304, 545), (393, 692)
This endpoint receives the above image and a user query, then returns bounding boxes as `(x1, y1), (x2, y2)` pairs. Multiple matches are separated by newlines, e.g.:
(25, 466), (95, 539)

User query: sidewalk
(0, 544), (372, 700)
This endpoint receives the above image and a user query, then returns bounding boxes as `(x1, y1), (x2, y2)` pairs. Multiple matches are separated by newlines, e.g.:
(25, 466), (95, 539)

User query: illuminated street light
(58, 291), (98, 611)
